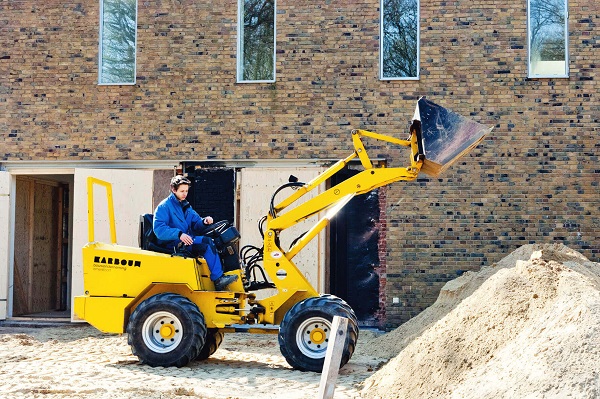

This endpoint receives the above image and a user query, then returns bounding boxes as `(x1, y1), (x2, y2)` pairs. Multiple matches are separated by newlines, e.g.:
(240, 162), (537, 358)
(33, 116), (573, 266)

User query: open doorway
(12, 175), (72, 319)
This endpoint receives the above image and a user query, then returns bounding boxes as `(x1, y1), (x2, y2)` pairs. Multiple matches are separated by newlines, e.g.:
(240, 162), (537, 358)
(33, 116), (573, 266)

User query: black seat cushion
(139, 213), (173, 254)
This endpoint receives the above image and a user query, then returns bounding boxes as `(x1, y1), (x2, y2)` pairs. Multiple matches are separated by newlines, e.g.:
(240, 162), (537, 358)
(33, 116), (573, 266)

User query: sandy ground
(0, 324), (384, 399)
(2, 243), (600, 399)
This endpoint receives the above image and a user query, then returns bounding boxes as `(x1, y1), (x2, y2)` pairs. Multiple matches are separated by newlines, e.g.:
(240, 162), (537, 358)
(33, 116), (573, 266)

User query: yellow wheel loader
(74, 98), (490, 371)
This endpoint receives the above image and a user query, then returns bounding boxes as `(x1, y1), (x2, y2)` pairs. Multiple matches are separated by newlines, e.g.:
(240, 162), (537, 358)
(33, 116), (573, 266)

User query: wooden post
(317, 316), (348, 399)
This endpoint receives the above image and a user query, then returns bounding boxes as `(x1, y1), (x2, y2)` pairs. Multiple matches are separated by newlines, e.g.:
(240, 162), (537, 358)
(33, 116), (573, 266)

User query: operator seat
(139, 213), (174, 254)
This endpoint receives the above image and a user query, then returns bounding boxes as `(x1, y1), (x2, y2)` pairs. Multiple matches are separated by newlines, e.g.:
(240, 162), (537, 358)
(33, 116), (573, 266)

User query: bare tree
(382, 0), (418, 78)
(529, 0), (565, 63)
(100, 0), (136, 83)
(241, 0), (275, 81)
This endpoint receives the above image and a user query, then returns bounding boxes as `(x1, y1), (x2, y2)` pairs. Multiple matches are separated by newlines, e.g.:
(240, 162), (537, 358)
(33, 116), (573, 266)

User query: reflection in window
(528, 0), (568, 77)
(99, 0), (137, 85)
(238, 0), (275, 82)
(381, 0), (419, 80)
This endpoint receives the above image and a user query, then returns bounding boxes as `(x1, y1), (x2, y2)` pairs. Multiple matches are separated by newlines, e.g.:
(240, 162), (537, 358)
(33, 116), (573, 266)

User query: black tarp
(329, 167), (380, 324)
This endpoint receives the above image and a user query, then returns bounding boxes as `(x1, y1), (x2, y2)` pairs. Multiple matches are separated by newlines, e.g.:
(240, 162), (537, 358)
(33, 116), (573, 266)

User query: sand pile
(361, 243), (600, 398)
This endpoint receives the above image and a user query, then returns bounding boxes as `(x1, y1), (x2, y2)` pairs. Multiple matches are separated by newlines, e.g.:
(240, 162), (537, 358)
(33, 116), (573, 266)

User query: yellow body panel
(74, 296), (134, 333)
(81, 242), (203, 297)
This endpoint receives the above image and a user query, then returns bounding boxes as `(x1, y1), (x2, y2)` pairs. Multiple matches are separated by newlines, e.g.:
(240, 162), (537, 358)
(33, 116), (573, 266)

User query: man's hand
(180, 233), (194, 246)
(203, 216), (214, 225)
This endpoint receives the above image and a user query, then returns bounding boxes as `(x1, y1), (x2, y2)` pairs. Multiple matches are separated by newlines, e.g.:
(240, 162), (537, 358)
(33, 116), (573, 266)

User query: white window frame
(380, 0), (420, 81)
(237, 0), (277, 83)
(98, 0), (138, 85)
(527, 0), (569, 78)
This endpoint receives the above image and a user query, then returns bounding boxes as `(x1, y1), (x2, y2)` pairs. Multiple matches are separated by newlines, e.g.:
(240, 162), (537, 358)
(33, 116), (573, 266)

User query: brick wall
(1, 0), (598, 328)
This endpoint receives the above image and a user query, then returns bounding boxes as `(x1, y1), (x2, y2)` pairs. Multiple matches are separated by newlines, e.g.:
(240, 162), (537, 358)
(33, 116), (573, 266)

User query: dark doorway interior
(329, 167), (381, 326)
(185, 168), (236, 223)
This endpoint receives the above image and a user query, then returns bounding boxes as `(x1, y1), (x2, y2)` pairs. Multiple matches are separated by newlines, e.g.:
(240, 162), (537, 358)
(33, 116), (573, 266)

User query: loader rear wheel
(127, 293), (207, 367)
(196, 328), (224, 361)
(278, 295), (359, 372)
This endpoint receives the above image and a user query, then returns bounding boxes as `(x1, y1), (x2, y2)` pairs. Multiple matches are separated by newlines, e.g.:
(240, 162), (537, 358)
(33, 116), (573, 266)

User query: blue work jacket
(153, 193), (206, 248)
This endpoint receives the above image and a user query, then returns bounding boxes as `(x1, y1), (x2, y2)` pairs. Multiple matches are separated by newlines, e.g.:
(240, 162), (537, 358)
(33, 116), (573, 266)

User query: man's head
(170, 175), (191, 201)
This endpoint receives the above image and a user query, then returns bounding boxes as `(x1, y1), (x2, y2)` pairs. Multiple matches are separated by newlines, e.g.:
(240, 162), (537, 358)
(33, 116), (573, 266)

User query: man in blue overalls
(153, 175), (238, 291)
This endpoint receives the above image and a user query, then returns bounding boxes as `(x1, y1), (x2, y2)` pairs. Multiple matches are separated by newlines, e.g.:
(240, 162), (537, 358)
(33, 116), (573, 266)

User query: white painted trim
(1, 158), (383, 172)
(1, 160), (179, 172)
(0, 172), (15, 319)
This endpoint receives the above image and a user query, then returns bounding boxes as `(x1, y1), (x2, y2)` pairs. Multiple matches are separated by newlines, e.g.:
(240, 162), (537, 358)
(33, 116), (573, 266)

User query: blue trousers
(191, 236), (223, 281)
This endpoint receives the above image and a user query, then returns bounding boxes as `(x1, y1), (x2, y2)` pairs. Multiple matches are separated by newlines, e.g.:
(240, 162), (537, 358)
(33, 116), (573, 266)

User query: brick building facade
(1, 0), (598, 328)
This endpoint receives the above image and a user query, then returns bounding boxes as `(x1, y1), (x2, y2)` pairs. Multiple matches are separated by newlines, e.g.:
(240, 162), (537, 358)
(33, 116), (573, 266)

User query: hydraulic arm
(254, 127), (424, 324)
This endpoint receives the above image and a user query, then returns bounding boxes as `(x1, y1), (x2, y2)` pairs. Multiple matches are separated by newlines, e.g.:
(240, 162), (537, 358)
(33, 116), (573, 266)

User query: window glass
(238, 0), (276, 82)
(381, 0), (419, 80)
(528, 0), (568, 77)
(99, 0), (137, 85)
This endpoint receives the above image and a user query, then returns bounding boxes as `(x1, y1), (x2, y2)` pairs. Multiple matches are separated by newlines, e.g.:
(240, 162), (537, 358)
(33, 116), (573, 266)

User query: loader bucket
(412, 97), (492, 176)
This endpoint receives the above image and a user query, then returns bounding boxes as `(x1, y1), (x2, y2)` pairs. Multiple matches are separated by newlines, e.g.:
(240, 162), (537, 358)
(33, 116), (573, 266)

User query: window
(528, 0), (568, 78)
(238, 0), (276, 82)
(380, 0), (419, 80)
(99, 0), (137, 85)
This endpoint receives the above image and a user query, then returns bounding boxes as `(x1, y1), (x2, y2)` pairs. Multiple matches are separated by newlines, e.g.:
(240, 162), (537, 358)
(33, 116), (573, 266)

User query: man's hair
(170, 175), (191, 190)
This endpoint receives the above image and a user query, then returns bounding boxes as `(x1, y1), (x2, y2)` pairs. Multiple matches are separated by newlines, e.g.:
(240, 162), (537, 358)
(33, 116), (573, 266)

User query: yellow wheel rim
(160, 324), (175, 339)
(310, 328), (326, 345)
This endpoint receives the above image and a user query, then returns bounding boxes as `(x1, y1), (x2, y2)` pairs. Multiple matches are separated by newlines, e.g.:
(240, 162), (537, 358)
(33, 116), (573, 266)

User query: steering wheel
(195, 220), (230, 237)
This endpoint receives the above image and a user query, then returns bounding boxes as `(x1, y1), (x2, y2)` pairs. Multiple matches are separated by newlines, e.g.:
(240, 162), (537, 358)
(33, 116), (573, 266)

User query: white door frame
(0, 171), (14, 319)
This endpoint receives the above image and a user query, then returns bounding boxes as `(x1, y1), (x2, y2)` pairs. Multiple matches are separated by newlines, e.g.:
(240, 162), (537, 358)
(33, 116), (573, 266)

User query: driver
(153, 175), (238, 291)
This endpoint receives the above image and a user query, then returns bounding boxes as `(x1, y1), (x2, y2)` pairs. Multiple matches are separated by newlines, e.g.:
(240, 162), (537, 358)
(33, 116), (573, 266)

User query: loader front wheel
(127, 293), (207, 367)
(278, 295), (359, 372)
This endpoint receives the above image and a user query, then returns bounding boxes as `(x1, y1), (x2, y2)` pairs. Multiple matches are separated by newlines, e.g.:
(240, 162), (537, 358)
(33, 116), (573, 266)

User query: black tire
(126, 293), (207, 367)
(196, 328), (224, 361)
(278, 295), (359, 372)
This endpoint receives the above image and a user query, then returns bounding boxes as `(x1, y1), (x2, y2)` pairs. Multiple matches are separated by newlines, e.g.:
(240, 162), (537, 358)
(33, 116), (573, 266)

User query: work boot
(214, 274), (238, 291)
